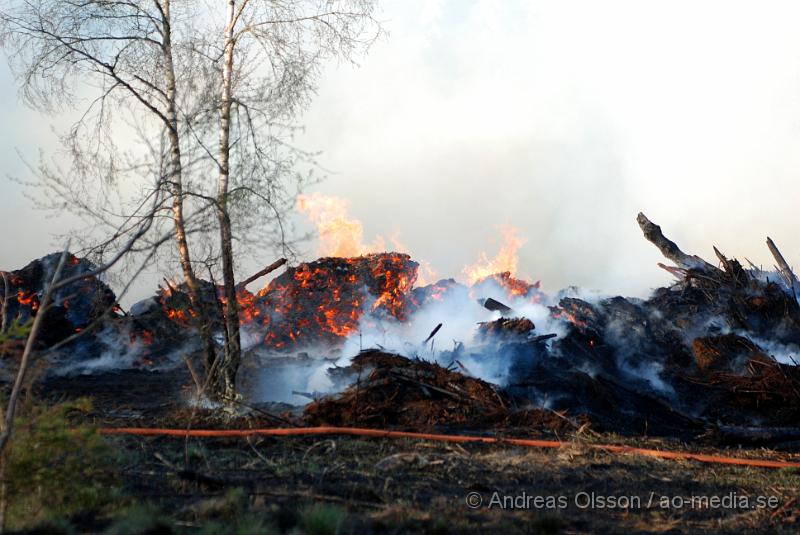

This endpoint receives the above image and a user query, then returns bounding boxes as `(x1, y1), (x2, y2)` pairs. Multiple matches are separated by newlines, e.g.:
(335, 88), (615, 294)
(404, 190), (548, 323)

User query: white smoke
(53, 322), (196, 376)
(250, 277), (575, 404)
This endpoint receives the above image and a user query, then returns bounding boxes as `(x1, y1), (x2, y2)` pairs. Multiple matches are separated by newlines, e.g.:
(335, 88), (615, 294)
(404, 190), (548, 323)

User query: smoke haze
(4, 0), (800, 302)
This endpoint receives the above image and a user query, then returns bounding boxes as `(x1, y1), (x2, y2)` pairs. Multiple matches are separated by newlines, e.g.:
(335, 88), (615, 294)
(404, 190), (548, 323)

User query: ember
(250, 253), (419, 349)
(1, 252), (118, 347)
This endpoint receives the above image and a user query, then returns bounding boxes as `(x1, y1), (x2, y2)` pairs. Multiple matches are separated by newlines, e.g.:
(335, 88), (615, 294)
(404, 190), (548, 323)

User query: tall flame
(463, 225), (525, 285)
(297, 193), (381, 257)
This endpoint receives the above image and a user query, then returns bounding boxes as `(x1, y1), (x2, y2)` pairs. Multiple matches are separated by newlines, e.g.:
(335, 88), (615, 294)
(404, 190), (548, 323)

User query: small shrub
(103, 504), (173, 535)
(3, 398), (121, 530)
(298, 503), (347, 535)
(199, 513), (278, 535)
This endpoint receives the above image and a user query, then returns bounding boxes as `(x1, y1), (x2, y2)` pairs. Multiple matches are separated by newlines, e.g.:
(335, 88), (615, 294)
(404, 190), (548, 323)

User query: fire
(16, 289), (39, 311)
(251, 253), (418, 349)
(297, 193), (375, 257)
(130, 330), (153, 346)
(415, 260), (438, 286)
(425, 281), (453, 301)
(157, 283), (196, 325)
(369, 256), (417, 320)
(166, 309), (184, 322)
(463, 225), (525, 285)
(472, 272), (543, 301)
(296, 192), (440, 289)
(551, 308), (589, 330)
(235, 290), (259, 323)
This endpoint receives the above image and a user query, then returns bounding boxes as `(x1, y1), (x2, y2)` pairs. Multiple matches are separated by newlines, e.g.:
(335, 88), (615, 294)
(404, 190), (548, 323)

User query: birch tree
(0, 0), (219, 378)
(208, 0), (381, 400)
(1, 0), (382, 402)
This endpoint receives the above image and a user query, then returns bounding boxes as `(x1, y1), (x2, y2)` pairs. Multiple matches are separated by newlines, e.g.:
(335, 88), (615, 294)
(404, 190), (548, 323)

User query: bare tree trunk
(0, 457), (7, 534)
(162, 0), (217, 376)
(0, 272), (9, 334)
(215, 0), (242, 401)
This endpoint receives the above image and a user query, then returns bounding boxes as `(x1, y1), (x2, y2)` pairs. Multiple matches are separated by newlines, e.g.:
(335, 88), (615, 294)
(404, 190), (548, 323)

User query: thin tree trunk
(0, 456), (7, 534)
(162, 0), (217, 377)
(0, 272), (9, 334)
(216, 0), (242, 401)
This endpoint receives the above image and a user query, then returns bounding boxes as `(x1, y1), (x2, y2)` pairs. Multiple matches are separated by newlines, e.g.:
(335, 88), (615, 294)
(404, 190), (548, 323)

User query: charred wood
(637, 213), (719, 273)
(480, 297), (512, 314)
(422, 323), (442, 345)
(237, 258), (288, 290)
(766, 237), (799, 293)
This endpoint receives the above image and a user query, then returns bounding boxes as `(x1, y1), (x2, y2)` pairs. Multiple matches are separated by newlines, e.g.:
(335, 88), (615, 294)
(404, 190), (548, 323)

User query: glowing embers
(549, 301), (591, 331)
(157, 281), (199, 325)
(131, 329), (154, 347)
(254, 253), (419, 350)
(2, 251), (120, 348)
(471, 271), (544, 303)
(15, 289), (39, 311)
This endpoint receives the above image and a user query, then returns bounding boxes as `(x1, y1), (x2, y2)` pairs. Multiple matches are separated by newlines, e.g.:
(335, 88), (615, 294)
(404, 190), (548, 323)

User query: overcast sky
(4, 0), (800, 303)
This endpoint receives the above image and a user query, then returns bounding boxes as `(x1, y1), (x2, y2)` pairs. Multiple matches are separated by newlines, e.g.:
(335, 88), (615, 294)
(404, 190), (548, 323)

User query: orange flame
(130, 330), (153, 346)
(16, 290), (39, 311)
(463, 225), (525, 285)
(297, 193), (381, 257)
(551, 308), (589, 330)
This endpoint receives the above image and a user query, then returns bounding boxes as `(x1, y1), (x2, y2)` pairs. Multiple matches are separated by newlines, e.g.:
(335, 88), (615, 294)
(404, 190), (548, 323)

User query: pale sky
(3, 0), (800, 303)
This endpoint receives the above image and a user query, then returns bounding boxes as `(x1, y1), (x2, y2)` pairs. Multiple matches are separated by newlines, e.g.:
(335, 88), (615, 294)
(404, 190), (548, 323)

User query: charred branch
(422, 323), (442, 345)
(237, 258), (288, 290)
(766, 237), (798, 293)
(637, 213), (718, 272)
(480, 297), (512, 314)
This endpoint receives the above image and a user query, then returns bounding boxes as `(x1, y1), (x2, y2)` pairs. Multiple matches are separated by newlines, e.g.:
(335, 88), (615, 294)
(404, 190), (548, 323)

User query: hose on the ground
(99, 426), (800, 469)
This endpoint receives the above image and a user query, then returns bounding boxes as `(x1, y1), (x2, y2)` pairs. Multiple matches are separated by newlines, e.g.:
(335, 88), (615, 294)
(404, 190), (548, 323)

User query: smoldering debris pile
(1, 252), (119, 346)
(0, 252), (424, 373)
(302, 214), (800, 439)
(250, 253), (419, 349)
(0, 253), (190, 373)
(304, 348), (577, 433)
(4, 212), (800, 441)
(487, 214), (800, 437)
(304, 349), (506, 427)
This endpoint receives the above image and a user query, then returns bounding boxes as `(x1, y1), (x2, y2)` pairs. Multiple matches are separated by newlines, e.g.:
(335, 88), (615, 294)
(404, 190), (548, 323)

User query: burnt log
(480, 297), (512, 314)
(637, 213), (719, 273)
(766, 237), (799, 292)
(477, 317), (535, 340)
(422, 323), (443, 345)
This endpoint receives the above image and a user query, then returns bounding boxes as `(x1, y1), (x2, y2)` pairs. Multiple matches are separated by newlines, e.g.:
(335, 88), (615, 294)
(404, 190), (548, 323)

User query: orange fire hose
(100, 426), (800, 470)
